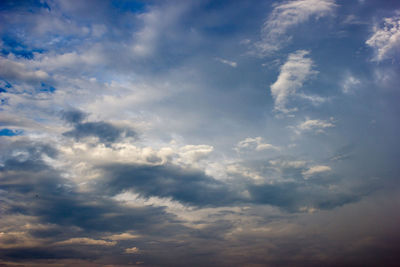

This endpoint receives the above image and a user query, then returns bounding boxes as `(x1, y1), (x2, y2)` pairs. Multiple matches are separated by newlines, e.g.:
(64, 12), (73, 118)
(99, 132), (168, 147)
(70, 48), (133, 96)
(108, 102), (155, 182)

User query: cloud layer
(1, 1), (400, 266)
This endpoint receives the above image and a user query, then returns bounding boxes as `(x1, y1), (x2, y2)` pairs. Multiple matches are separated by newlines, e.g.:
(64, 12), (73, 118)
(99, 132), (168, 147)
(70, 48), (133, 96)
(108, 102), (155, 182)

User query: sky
(0, 0), (400, 266)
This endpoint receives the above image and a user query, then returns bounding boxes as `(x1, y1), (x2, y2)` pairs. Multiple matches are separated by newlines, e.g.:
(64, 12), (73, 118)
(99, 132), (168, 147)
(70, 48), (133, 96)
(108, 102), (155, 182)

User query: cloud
(0, 57), (49, 85)
(342, 74), (361, 94)
(61, 109), (87, 124)
(131, 4), (188, 57)
(257, 0), (336, 53)
(270, 50), (318, 113)
(269, 159), (308, 169)
(215, 57), (237, 68)
(55, 237), (116, 246)
(366, 13), (400, 61)
(235, 137), (279, 152)
(293, 117), (335, 134)
(125, 247), (140, 254)
(106, 233), (140, 240)
(98, 163), (241, 207)
(302, 165), (331, 179)
(63, 121), (136, 144)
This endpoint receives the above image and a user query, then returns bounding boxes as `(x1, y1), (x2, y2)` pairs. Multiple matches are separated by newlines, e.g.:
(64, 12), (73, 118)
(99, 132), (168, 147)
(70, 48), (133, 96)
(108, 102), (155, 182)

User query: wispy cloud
(270, 50), (317, 113)
(293, 117), (335, 134)
(302, 165), (331, 179)
(55, 238), (117, 246)
(215, 57), (237, 67)
(366, 13), (400, 61)
(256, 0), (336, 54)
(235, 137), (279, 152)
(342, 74), (361, 94)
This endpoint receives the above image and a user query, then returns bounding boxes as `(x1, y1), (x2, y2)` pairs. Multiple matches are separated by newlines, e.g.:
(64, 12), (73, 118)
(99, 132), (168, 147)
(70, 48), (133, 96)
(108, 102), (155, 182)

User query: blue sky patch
(0, 128), (23, 136)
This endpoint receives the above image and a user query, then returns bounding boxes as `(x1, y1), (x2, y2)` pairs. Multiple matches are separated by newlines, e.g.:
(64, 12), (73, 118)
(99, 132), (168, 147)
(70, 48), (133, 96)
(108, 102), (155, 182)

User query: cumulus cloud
(270, 50), (318, 113)
(257, 0), (336, 53)
(302, 165), (331, 179)
(366, 13), (400, 61)
(293, 117), (335, 134)
(235, 137), (279, 152)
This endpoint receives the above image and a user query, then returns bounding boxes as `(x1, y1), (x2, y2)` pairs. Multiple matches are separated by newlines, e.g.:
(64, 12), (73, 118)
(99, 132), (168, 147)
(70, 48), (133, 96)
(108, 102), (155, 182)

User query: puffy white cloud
(270, 50), (317, 113)
(178, 144), (214, 162)
(366, 13), (400, 61)
(257, 0), (336, 53)
(235, 137), (279, 152)
(293, 117), (335, 134)
(302, 165), (331, 179)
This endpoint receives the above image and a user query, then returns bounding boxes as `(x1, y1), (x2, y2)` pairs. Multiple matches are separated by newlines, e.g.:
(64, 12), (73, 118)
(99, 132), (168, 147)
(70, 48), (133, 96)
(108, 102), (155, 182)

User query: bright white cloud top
(366, 13), (400, 61)
(270, 50), (317, 113)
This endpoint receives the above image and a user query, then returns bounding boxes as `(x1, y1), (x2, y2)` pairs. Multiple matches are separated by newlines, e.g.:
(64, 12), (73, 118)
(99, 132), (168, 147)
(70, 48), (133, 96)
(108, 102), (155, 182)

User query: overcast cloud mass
(1, 0), (400, 266)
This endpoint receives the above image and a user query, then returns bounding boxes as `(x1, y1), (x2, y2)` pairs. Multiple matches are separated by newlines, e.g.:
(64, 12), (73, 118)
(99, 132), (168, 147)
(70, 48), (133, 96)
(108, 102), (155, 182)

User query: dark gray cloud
(61, 109), (87, 124)
(0, 139), (398, 266)
(61, 109), (136, 144)
(99, 163), (242, 207)
(96, 160), (373, 212)
(248, 182), (363, 212)
(63, 121), (135, 144)
(0, 140), (189, 265)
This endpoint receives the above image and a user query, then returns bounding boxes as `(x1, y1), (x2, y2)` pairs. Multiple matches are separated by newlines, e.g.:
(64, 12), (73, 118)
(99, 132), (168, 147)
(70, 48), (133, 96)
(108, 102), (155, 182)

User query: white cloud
(106, 233), (140, 241)
(55, 238), (116, 246)
(257, 0), (336, 53)
(131, 4), (187, 57)
(226, 164), (264, 181)
(178, 145), (214, 162)
(235, 137), (279, 152)
(302, 165), (331, 179)
(125, 247), (140, 254)
(293, 117), (335, 134)
(0, 57), (49, 84)
(366, 13), (400, 61)
(342, 74), (361, 94)
(270, 50), (317, 113)
(215, 57), (237, 68)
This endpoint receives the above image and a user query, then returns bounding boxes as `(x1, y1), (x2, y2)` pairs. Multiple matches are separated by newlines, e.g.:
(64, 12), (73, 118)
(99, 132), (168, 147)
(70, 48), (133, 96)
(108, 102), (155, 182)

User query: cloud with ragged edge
(366, 12), (400, 61)
(270, 50), (319, 113)
(256, 0), (337, 54)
